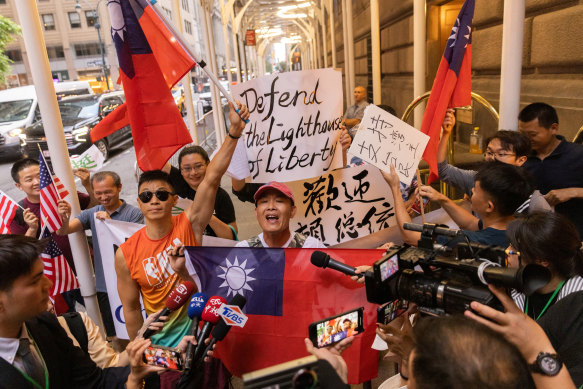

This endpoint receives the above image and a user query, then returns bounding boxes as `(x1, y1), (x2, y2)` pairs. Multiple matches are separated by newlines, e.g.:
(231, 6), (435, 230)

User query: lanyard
(526, 280), (565, 321)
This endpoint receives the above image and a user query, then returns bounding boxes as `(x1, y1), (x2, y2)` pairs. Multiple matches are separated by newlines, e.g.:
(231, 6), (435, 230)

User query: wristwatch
(529, 352), (562, 376)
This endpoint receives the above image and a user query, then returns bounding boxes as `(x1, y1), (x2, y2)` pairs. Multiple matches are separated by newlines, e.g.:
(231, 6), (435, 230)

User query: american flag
(41, 229), (79, 297)
(39, 152), (62, 233)
(52, 176), (69, 199)
(0, 190), (18, 234)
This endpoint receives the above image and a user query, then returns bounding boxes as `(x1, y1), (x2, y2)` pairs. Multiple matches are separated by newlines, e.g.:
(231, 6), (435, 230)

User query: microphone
(199, 294), (247, 365)
(141, 281), (196, 339)
(191, 295), (226, 365)
(183, 293), (208, 371)
(310, 251), (358, 277)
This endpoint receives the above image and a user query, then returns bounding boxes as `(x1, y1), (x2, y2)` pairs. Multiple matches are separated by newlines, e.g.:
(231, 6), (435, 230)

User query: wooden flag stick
(416, 169), (426, 224)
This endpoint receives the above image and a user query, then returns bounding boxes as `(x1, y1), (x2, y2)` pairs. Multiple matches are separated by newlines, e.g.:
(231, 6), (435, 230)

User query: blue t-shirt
(437, 220), (508, 249)
(76, 200), (143, 292)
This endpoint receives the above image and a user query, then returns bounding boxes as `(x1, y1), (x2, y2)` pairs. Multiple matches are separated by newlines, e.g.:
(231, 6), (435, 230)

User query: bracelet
(227, 130), (240, 140)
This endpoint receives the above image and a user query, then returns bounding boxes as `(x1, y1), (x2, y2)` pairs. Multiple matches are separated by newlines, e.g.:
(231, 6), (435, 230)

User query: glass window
(42, 14), (55, 31)
(0, 100), (33, 123)
(0, 0), (7, 5)
(181, 0), (189, 12)
(184, 20), (192, 35)
(85, 10), (97, 27)
(74, 43), (101, 57)
(68, 12), (81, 28)
(47, 46), (65, 59)
(6, 49), (22, 62)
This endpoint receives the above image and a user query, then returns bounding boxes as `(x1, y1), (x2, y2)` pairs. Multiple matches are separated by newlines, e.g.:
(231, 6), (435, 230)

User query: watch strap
(529, 352), (562, 376)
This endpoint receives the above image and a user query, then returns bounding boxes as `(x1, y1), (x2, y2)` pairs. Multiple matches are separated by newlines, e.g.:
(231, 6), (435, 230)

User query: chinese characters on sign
(286, 165), (396, 246)
(230, 69), (344, 182)
(348, 105), (430, 186)
(69, 145), (105, 172)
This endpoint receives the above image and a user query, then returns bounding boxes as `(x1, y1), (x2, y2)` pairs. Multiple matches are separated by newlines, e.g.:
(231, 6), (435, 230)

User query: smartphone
(142, 344), (183, 371)
(308, 307), (364, 348)
(377, 299), (409, 324)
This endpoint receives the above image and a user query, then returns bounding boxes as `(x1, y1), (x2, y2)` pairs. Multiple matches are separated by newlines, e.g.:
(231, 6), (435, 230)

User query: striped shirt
(512, 276), (583, 312)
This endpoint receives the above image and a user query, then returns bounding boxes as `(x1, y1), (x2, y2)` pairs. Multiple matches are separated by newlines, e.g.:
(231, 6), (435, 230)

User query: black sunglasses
(138, 190), (174, 203)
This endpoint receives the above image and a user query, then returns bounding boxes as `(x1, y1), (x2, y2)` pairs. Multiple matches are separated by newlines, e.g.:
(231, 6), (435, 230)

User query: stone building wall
(327, 0), (583, 140)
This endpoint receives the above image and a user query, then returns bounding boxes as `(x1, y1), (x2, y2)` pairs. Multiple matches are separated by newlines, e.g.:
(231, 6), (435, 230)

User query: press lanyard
(525, 280), (565, 321)
(16, 327), (49, 389)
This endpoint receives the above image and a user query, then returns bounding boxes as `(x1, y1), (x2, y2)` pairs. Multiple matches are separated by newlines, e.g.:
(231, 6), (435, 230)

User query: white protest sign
(349, 105), (430, 186)
(230, 69), (344, 182)
(286, 164), (396, 246)
(95, 218), (145, 339)
(70, 145), (105, 172)
(218, 137), (251, 180)
(172, 196), (193, 216)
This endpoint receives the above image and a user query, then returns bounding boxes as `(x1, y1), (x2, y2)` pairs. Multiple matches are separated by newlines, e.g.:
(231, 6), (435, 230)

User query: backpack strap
(246, 235), (263, 248)
(62, 312), (89, 355)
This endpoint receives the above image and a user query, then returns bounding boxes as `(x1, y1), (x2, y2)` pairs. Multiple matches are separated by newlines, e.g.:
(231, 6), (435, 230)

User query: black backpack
(62, 312), (89, 355)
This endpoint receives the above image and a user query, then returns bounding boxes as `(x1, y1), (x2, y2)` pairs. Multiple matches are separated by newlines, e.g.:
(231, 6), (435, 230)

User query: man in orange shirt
(115, 102), (249, 347)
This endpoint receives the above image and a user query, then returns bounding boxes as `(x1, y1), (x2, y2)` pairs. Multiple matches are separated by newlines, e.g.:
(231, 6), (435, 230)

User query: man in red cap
(235, 182), (326, 248)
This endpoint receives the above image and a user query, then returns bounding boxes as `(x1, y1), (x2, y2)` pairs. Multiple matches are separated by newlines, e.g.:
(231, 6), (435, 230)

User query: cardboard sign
(349, 105), (430, 186)
(230, 69), (344, 183)
(70, 145), (105, 172)
(286, 165), (396, 246)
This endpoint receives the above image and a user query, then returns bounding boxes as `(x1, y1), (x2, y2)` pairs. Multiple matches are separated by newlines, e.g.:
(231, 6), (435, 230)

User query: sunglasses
(138, 190), (175, 203)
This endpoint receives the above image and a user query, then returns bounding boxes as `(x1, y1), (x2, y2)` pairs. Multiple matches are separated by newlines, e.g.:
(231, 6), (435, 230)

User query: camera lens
(292, 368), (318, 388)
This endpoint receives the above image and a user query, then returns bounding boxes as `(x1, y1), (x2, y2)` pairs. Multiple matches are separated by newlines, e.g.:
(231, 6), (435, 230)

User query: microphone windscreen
(310, 251), (329, 268)
(228, 293), (247, 309)
(187, 292), (208, 319)
(201, 296), (226, 323)
(210, 319), (230, 341)
(165, 281), (196, 311)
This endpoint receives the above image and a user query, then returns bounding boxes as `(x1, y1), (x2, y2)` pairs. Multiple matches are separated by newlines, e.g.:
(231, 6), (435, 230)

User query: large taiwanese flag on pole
(91, 0), (194, 171)
(421, 0), (475, 184)
(185, 247), (383, 384)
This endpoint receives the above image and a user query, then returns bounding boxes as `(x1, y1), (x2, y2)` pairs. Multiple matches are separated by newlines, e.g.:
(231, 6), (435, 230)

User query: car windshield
(0, 100), (33, 123)
(59, 98), (100, 119)
(200, 85), (211, 93)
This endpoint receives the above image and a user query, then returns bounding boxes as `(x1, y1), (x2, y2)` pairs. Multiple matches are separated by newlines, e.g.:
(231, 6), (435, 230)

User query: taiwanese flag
(421, 0), (475, 183)
(92, 0), (194, 171)
(185, 247), (384, 384)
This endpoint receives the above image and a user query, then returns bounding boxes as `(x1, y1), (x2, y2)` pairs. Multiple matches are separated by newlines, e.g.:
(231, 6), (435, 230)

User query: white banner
(286, 165), (396, 246)
(70, 145), (105, 172)
(349, 105), (430, 186)
(95, 218), (144, 339)
(96, 218), (237, 338)
(230, 69), (344, 182)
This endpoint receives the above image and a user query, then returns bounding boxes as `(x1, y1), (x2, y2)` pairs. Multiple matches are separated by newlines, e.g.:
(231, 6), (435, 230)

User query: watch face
(540, 355), (560, 375)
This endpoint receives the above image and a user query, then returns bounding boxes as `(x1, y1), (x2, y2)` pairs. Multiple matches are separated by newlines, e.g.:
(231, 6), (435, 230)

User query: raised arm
(418, 185), (479, 231)
(56, 199), (85, 235)
(74, 168), (98, 207)
(185, 102), (250, 243)
(115, 247), (143, 340)
(544, 188), (583, 207)
(437, 108), (455, 164)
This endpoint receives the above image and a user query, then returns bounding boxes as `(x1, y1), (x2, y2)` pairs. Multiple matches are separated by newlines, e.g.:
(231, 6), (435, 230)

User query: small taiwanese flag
(92, 0), (194, 171)
(421, 0), (475, 183)
(186, 246), (383, 384)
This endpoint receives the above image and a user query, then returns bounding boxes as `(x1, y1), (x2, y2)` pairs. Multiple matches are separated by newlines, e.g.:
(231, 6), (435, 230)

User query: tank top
(120, 213), (198, 347)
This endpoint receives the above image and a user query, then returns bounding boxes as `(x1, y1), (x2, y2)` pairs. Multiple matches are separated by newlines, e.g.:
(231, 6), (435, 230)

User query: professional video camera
(364, 223), (551, 315)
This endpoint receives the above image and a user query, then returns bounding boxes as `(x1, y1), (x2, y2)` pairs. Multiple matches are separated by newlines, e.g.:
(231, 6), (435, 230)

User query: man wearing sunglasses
(436, 109), (550, 213)
(114, 102), (250, 348)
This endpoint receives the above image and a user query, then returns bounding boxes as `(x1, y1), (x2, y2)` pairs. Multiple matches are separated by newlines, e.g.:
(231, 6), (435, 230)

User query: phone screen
(377, 300), (408, 324)
(379, 253), (399, 281)
(310, 308), (364, 348)
(143, 345), (183, 371)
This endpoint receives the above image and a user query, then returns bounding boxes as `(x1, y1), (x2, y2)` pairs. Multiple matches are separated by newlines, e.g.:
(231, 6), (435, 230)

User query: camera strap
(476, 260), (500, 285)
(525, 280), (565, 321)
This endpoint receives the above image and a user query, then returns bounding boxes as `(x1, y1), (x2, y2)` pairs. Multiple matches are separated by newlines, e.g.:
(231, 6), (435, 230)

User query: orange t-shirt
(121, 213), (198, 346)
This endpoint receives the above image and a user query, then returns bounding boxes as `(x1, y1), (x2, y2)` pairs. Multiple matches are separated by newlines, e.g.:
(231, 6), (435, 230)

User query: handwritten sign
(70, 145), (105, 172)
(230, 69), (344, 182)
(286, 165), (396, 246)
(348, 105), (430, 186)
(172, 197), (193, 216)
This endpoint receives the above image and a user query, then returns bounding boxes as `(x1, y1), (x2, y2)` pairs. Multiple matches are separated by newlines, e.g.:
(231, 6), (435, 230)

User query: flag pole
(14, 0), (105, 336)
(145, 0), (249, 123)
(416, 168), (426, 224)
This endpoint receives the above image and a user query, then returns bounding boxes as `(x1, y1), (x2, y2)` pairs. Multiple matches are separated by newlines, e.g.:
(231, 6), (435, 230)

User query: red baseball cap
(253, 181), (295, 206)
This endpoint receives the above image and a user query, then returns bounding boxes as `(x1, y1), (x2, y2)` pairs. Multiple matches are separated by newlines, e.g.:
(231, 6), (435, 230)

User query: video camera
(364, 223), (551, 315)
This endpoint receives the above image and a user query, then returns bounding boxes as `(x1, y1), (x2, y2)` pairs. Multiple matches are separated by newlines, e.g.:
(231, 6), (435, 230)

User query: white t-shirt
(235, 232), (326, 248)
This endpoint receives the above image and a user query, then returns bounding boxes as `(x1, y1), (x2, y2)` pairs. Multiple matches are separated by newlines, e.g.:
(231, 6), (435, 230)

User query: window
(42, 14), (55, 31)
(0, 0), (7, 5)
(184, 20), (192, 35)
(162, 7), (172, 19)
(85, 10), (97, 27)
(181, 0), (189, 12)
(6, 49), (22, 62)
(68, 12), (81, 28)
(46, 46), (65, 59)
(74, 43), (101, 57)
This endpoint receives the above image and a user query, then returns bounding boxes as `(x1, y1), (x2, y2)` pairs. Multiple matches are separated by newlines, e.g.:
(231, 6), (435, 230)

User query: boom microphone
(200, 294), (247, 364)
(141, 281), (196, 339)
(310, 251), (358, 277)
(190, 295), (226, 366)
(184, 293), (208, 371)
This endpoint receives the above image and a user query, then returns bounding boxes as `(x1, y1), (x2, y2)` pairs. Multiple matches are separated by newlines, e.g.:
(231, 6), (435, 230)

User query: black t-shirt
(538, 291), (583, 388)
(169, 166), (236, 237)
(232, 182), (263, 203)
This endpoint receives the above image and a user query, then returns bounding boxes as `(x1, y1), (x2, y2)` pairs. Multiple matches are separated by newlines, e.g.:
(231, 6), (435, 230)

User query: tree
(0, 15), (21, 85)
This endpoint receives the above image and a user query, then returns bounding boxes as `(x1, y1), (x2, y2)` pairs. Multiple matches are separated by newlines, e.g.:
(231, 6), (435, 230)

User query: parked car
(0, 85), (40, 160)
(22, 92), (132, 160)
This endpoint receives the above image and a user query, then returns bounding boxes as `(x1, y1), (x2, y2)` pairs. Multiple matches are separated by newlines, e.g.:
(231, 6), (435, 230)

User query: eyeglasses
(180, 164), (206, 173)
(484, 150), (516, 159)
(505, 246), (521, 267)
(138, 190), (174, 203)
